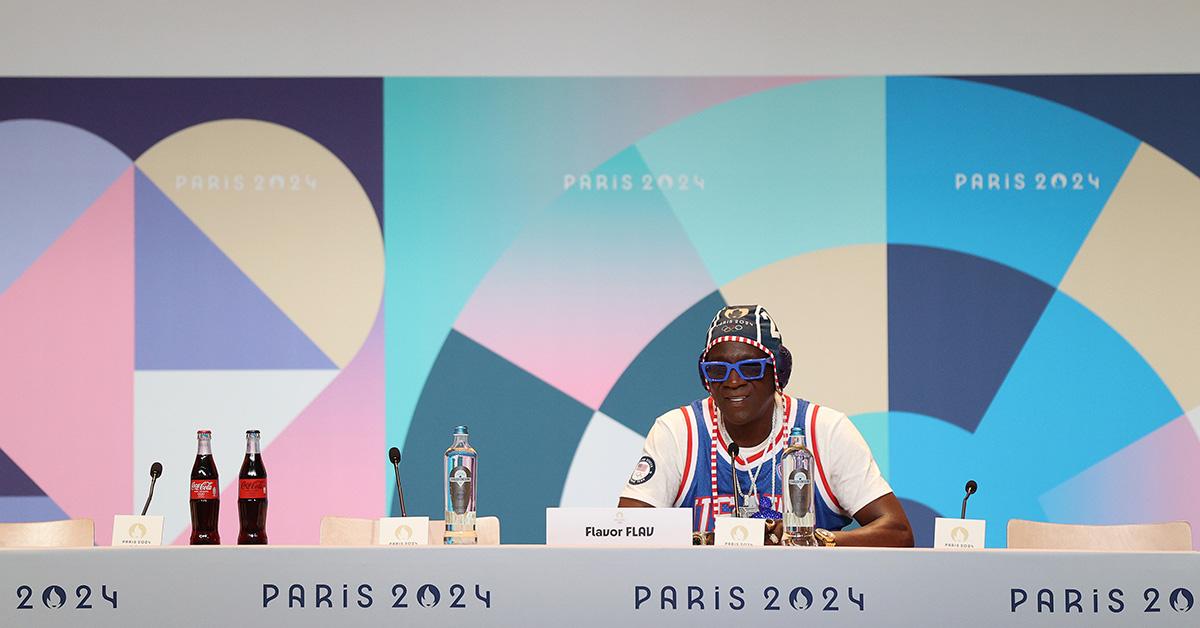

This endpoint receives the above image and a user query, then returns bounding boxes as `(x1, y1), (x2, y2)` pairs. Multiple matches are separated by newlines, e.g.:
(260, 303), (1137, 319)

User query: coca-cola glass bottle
(237, 429), (268, 545)
(189, 430), (220, 545)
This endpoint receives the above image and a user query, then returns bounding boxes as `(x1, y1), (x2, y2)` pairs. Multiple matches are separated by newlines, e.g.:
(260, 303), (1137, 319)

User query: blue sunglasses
(699, 357), (774, 383)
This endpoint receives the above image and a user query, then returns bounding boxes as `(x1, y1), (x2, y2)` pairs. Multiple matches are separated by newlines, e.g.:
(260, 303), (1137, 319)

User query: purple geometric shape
(0, 448), (44, 496)
(134, 169), (336, 370)
(960, 75), (1200, 179)
(0, 120), (132, 294)
(888, 245), (1055, 433)
(0, 496), (69, 523)
(0, 78), (382, 227)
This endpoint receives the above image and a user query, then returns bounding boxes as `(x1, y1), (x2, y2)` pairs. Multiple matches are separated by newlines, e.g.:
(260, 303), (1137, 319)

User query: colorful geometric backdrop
(0, 79), (384, 544)
(3, 76), (1198, 548)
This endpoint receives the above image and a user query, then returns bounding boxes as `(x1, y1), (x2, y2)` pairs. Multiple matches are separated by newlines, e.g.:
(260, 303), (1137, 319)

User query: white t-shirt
(621, 395), (892, 524)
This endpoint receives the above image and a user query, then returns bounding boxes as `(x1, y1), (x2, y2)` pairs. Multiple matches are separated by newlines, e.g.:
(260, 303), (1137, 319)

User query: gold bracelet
(814, 528), (836, 547)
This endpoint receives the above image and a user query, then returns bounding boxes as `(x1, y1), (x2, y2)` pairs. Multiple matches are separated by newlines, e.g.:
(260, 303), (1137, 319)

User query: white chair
(319, 515), (501, 546)
(0, 519), (95, 548)
(319, 516), (377, 546)
(1007, 519), (1192, 551)
(429, 516), (501, 545)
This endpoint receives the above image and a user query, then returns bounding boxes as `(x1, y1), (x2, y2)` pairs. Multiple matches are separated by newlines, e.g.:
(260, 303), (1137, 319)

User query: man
(619, 304), (913, 547)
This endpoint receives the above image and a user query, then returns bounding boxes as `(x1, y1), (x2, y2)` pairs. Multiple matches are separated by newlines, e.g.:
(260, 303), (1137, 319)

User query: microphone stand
(728, 444), (747, 517)
(390, 448), (407, 517)
(394, 464), (407, 517)
(960, 480), (977, 519)
(141, 464), (161, 516)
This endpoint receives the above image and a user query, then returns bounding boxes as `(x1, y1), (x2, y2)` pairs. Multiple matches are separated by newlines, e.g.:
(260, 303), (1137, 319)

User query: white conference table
(1, 545), (1197, 627)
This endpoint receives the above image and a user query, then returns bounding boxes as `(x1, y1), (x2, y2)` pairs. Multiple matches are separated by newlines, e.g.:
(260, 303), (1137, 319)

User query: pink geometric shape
(0, 120), (132, 294)
(1040, 414), (1200, 549)
(455, 146), (716, 409)
(0, 166), (134, 544)
(172, 307), (384, 545)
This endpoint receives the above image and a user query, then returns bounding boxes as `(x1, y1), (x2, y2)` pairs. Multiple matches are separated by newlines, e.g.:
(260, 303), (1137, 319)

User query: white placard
(934, 517), (986, 550)
(376, 516), (430, 546)
(714, 516), (764, 547)
(111, 515), (164, 547)
(546, 508), (692, 546)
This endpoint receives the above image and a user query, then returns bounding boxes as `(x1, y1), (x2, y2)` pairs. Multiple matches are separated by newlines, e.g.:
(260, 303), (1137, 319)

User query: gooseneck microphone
(728, 443), (743, 517)
(140, 462), (162, 516)
(960, 480), (978, 519)
(389, 447), (407, 517)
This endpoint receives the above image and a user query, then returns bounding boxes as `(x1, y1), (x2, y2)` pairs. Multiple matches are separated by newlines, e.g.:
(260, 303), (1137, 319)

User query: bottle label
(190, 479), (219, 500)
(448, 466), (472, 515)
(239, 478), (267, 499)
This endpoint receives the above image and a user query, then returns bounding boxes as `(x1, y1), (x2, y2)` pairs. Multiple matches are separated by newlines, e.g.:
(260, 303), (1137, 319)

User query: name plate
(714, 517), (765, 547)
(376, 516), (430, 546)
(934, 517), (986, 550)
(111, 515), (164, 546)
(546, 508), (692, 546)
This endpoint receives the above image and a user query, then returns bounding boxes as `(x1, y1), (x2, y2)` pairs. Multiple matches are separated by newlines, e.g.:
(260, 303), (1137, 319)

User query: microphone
(728, 443), (745, 517)
(389, 447), (407, 517)
(960, 480), (977, 519)
(140, 462), (162, 516)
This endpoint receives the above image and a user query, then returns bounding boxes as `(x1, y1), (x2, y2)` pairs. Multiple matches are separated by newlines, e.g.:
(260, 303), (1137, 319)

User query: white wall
(1, 0), (1197, 76)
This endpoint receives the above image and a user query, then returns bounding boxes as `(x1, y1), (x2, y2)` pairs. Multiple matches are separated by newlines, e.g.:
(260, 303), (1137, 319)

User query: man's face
(704, 341), (776, 429)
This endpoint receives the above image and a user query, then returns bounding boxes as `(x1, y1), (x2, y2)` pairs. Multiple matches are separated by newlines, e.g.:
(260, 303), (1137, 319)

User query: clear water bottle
(777, 426), (816, 546)
(444, 425), (477, 545)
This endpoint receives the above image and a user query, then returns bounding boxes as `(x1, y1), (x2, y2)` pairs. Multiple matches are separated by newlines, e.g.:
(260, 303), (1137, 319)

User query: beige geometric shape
(1060, 144), (1200, 410)
(135, 119), (383, 367)
(721, 244), (888, 416)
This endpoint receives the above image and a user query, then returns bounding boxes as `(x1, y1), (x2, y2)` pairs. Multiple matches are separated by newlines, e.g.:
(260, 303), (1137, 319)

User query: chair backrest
(0, 519), (95, 548)
(429, 517), (501, 546)
(319, 516), (377, 546)
(319, 515), (501, 546)
(1007, 519), (1193, 551)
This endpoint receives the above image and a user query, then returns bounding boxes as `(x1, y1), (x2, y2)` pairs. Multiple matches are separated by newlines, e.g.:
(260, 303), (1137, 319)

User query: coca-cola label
(190, 479), (218, 500)
(239, 478), (267, 499)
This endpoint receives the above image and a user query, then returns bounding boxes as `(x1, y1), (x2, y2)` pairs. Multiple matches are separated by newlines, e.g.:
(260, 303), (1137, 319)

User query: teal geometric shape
(850, 412), (890, 483)
(384, 79), (616, 453)
(395, 330), (594, 544)
(636, 77), (887, 286)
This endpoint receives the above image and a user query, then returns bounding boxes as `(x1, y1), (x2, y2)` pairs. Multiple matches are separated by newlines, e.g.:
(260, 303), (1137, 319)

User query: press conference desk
(2, 545), (1196, 627)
